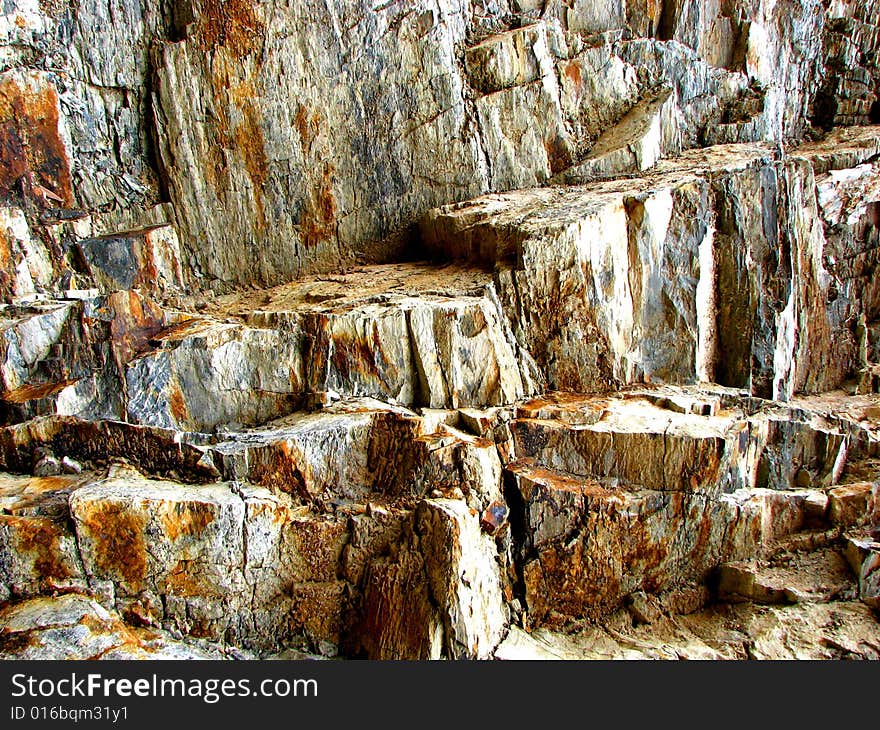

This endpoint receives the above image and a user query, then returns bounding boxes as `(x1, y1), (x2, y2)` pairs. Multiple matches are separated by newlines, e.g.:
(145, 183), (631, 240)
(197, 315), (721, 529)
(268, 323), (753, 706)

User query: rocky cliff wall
(1, 0), (876, 290)
(1, 1), (879, 661)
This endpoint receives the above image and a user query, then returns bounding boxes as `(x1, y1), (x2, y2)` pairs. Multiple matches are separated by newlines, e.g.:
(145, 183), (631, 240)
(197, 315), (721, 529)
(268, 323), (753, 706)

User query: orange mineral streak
(107, 290), (165, 369)
(1, 514), (75, 580)
(196, 0), (264, 59)
(1, 380), (74, 404)
(160, 501), (217, 542)
(0, 73), (73, 206)
(295, 103), (338, 250)
(79, 503), (148, 588)
(168, 383), (190, 426)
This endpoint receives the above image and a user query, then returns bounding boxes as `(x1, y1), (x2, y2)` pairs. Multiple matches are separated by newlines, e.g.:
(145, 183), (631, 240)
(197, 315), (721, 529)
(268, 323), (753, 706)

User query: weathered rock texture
(1, 0), (879, 660)
(0, 0), (870, 290)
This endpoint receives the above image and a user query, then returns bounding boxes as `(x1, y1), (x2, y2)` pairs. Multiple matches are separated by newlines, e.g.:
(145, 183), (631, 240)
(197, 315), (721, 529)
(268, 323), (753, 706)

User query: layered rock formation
(1, 0), (879, 660)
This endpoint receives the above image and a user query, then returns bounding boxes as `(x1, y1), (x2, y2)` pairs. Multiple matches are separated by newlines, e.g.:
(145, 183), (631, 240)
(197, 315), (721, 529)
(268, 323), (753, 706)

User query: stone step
(421, 131), (880, 399)
(0, 409), (872, 660)
(844, 532), (880, 610)
(506, 458), (756, 625)
(0, 416), (219, 483)
(0, 464), (370, 654)
(495, 601), (880, 660)
(0, 395), (508, 508)
(509, 393), (736, 492)
(828, 482), (878, 527)
(791, 125), (880, 174)
(505, 387), (876, 494)
(1, 263), (537, 432)
(141, 262), (533, 430)
(0, 409), (511, 658)
(0, 472), (93, 602)
(206, 399), (504, 510)
(552, 90), (674, 183)
(1, 384), (877, 656)
(504, 454), (846, 627)
(0, 291), (182, 424)
(718, 548), (859, 605)
(0, 466), (477, 657)
(6, 130), (880, 435)
(2, 383), (875, 647)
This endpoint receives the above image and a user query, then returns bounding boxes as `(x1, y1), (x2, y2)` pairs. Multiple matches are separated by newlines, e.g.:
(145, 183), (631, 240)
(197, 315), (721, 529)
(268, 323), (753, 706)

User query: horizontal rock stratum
(0, 0), (879, 660)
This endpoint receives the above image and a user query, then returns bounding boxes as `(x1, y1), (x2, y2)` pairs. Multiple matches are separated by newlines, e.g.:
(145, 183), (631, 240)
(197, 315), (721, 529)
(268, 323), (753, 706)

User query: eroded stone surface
(496, 601), (880, 660)
(2, 0), (880, 663)
(423, 138), (880, 401)
(0, 472), (89, 601)
(718, 548), (858, 604)
(0, 594), (227, 660)
(508, 459), (758, 625)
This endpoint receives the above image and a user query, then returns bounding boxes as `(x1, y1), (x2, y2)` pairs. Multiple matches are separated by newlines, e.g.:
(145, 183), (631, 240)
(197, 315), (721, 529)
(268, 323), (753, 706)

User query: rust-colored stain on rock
(132, 234), (160, 293)
(544, 135), (573, 175)
(168, 382), (190, 426)
(0, 227), (12, 298)
(3, 515), (75, 580)
(295, 104), (318, 153)
(691, 501), (716, 562)
(76, 611), (153, 658)
(294, 103), (338, 249)
(330, 328), (393, 384)
(231, 98), (269, 226)
(646, 0), (663, 21)
(1, 380), (74, 404)
(205, 75), (270, 227)
(0, 72), (73, 205)
(302, 164), (338, 248)
(354, 551), (439, 659)
(153, 317), (213, 342)
(37, 0), (66, 17)
(162, 559), (215, 598)
(522, 488), (713, 624)
(514, 461), (613, 498)
(250, 441), (310, 498)
(197, 0), (264, 58)
(79, 503), (148, 589)
(289, 581), (346, 644)
(290, 518), (347, 581)
(161, 502), (216, 541)
(686, 441), (723, 489)
(0, 629), (40, 655)
(108, 291), (165, 369)
(4, 474), (75, 499)
(246, 499), (288, 525)
(202, 47), (271, 233)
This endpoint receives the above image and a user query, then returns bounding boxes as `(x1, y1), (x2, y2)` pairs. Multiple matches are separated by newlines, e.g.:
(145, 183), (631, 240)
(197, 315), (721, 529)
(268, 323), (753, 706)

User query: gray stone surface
(1, 0), (879, 662)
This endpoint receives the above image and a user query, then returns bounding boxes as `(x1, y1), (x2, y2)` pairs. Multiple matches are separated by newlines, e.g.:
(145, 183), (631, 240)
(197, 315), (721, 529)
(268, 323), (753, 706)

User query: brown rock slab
(718, 548), (858, 605)
(0, 472), (90, 600)
(508, 459), (754, 625)
(74, 225), (186, 298)
(510, 395), (733, 492)
(829, 482), (875, 526)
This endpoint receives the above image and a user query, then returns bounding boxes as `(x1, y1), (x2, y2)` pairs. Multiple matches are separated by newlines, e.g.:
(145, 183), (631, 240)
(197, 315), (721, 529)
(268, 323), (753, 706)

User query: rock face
(1, 0), (879, 660)
(423, 134), (880, 400)
(0, 594), (229, 660)
(0, 0), (872, 290)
